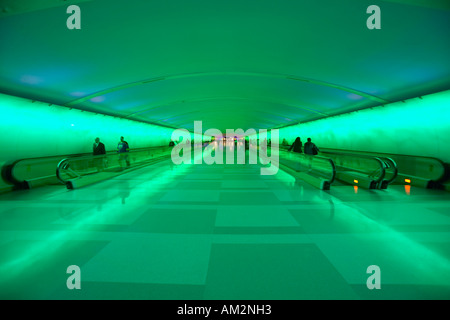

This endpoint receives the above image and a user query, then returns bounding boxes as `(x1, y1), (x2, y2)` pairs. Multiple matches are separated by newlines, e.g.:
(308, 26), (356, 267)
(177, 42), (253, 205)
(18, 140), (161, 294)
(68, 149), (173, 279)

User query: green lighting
(0, 93), (180, 161)
(278, 90), (450, 162)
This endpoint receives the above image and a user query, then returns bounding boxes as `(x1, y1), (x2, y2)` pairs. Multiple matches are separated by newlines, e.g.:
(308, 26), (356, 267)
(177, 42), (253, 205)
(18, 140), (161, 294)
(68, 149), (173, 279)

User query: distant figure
(169, 140), (175, 147)
(288, 137), (302, 153)
(282, 138), (289, 146)
(93, 137), (106, 155)
(117, 136), (130, 168)
(304, 137), (319, 171)
(261, 138), (267, 153)
(304, 138), (319, 155)
(93, 137), (106, 171)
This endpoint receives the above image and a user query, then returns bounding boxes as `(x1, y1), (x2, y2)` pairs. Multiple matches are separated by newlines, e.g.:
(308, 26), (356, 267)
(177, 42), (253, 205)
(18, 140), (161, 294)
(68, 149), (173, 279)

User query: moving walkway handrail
(56, 147), (172, 186)
(278, 149), (337, 184)
(380, 157), (398, 184)
(320, 147), (447, 182)
(319, 150), (387, 184)
(6, 154), (71, 188)
(56, 158), (77, 185)
(317, 154), (337, 184)
(7, 145), (172, 188)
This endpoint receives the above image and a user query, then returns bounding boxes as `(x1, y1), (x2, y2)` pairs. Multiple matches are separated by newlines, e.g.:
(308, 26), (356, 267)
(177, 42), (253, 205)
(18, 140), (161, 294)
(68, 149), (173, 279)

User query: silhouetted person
(288, 137), (302, 153)
(93, 137), (106, 155)
(93, 137), (106, 171)
(304, 137), (319, 171)
(261, 138), (267, 153)
(304, 137), (319, 155)
(117, 136), (130, 168)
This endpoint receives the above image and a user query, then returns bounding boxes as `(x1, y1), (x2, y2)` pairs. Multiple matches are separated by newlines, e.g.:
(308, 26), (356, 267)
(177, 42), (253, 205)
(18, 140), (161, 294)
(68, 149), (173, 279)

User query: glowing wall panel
(0, 93), (177, 163)
(278, 90), (450, 162)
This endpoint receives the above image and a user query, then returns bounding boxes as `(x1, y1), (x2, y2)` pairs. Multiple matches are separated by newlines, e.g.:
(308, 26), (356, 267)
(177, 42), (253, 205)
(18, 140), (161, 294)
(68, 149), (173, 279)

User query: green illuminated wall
(0, 93), (180, 163)
(0, 93), (210, 191)
(0, 93), (187, 191)
(278, 90), (450, 163)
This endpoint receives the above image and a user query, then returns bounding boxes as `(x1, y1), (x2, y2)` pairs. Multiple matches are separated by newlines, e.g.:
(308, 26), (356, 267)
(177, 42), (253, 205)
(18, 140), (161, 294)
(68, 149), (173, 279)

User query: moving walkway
(5, 146), (172, 190)
(320, 148), (447, 189)
(277, 145), (447, 190)
(3, 143), (447, 192)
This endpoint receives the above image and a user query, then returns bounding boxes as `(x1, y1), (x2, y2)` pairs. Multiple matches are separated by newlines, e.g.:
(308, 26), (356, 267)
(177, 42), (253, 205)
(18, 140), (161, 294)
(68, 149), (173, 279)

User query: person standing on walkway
(303, 137), (319, 171)
(117, 136), (130, 168)
(93, 137), (106, 171)
(288, 137), (302, 153)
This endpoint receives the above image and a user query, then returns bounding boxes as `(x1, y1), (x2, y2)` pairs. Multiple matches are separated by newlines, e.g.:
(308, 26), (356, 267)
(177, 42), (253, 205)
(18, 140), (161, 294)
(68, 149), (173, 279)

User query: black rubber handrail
(320, 150), (387, 184)
(379, 157), (398, 184)
(322, 155), (337, 184)
(278, 150), (337, 185)
(6, 155), (74, 187)
(8, 145), (172, 187)
(56, 158), (79, 184)
(320, 147), (447, 182)
(320, 147), (445, 162)
(56, 149), (172, 185)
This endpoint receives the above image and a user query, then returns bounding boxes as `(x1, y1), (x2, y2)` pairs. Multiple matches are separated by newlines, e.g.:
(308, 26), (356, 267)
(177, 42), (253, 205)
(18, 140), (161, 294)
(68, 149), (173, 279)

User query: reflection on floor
(1, 153), (450, 299)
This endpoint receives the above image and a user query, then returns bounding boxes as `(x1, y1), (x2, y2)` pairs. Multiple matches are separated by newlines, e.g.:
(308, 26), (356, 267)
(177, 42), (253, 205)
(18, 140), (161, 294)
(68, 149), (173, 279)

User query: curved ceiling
(1, 0), (449, 133)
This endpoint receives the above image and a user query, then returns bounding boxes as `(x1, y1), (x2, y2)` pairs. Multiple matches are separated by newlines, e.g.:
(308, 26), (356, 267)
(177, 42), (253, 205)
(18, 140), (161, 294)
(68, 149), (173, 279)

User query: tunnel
(0, 0), (450, 301)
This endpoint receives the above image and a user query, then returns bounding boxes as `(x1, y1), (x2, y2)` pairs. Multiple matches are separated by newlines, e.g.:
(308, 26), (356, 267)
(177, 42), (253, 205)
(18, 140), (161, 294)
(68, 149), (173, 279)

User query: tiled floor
(1, 151), (450, 299)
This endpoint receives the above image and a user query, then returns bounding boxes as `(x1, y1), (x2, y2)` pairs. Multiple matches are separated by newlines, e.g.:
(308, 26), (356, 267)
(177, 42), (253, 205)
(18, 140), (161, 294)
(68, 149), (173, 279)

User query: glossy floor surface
(1, 152), (450, 299)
